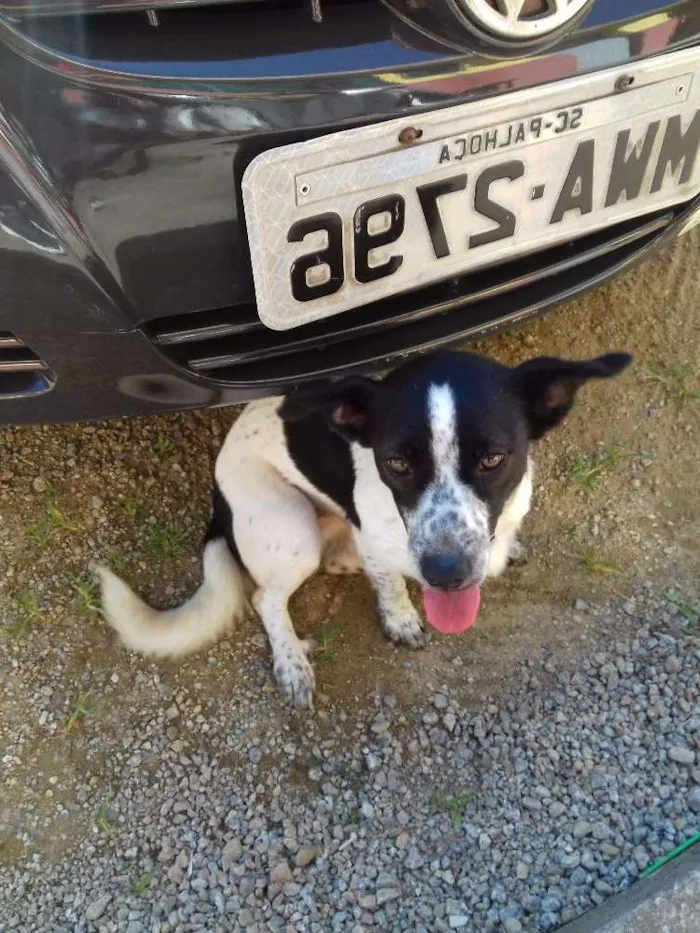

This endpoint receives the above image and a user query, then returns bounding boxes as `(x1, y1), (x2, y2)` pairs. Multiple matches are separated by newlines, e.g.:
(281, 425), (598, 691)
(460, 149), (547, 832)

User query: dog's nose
(420, 553), (471, 590)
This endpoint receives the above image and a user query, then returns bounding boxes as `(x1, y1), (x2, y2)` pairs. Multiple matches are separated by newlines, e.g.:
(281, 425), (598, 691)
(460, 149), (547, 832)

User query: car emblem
(457, 0), (593, 42)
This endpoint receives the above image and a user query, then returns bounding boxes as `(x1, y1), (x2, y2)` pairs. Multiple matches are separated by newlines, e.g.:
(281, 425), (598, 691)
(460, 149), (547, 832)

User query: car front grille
(144, 207), (680, 391)
(0, 333), (55, 400)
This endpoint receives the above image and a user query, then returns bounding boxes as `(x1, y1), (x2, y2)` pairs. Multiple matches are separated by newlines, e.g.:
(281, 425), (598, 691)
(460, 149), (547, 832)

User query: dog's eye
(479, 452), (505, 472)
(386, 456), (410, 476)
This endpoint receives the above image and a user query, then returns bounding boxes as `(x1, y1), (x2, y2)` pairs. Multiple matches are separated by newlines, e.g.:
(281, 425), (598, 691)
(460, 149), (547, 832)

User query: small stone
(270, 861), (293, 884)
(669, 746), (695, 766)
(222, 838), (243, 870)
(433, 694), (449, 710)
(448, 916), (469, 929)
(248, 746), (263, 765)
(549, 801), (566, 819)
(361, 801), (375, 819)
(32, 476), (48, 493)
(478, 833), (492, 851)
(686, 787), (700, 813)
(516, 861), (529, 880)
(541, 895), (562, 913)
(365, 752), (381, 772)
(504, 921), (523, 933)
(238, 908), (255, 927)
(573, 821), (593, 839)
(376, 888), (400, 906)
(634, 847), (650, 871)
(443, 713), (457, 732)
(85, 894), (111, 921)
(405, 847), (424, 870)
(371, 714), (391, 734)
(295, 846), (317, 868)
(560, 851), (581, 870)
(396, 832), (410, 850)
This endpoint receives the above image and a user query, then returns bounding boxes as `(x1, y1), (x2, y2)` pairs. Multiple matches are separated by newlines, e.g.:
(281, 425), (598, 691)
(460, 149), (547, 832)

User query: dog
(93, 349), (631, 707)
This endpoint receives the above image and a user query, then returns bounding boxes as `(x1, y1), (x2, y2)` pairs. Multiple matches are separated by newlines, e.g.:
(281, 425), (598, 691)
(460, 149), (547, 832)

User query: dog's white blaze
(406, 382), (491, 580)
(428, 383), (459, 479)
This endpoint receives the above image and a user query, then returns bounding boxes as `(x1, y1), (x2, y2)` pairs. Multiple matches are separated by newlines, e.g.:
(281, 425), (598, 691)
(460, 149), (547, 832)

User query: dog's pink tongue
(423, 585), (481, 635)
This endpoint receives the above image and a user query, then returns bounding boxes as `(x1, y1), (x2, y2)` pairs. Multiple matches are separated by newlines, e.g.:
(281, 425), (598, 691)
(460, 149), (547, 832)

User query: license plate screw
(398, 126), (423, 145)
(614, 74), (634, 92)
(299, 182), (310, 197)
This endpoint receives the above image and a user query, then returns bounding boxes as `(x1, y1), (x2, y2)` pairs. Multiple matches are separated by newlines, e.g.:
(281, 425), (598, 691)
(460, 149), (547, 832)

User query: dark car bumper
(1, 0), (699, 424)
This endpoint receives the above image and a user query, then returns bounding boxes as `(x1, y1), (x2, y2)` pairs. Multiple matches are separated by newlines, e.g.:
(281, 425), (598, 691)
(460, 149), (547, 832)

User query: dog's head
(281, 350), (631, 625)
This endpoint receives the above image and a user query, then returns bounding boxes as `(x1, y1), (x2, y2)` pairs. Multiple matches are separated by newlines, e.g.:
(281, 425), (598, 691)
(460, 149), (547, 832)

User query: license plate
(242, 48), (700, 332)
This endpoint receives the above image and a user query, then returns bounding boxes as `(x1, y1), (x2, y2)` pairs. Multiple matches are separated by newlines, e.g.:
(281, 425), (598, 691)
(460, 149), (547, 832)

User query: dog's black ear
(513, 352), (633, 440)
(278, 376), (380, 445)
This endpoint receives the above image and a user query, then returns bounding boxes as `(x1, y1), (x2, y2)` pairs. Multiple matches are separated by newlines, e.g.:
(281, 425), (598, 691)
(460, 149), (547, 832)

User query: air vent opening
(0, 333), (55, 400)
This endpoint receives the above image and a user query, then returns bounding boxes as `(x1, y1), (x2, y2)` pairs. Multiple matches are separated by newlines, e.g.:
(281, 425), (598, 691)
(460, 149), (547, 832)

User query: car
(1, 0), (699, 425)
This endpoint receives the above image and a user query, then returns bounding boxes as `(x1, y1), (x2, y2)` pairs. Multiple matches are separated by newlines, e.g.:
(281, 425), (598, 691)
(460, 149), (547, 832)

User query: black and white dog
(94, 350), (631, 707)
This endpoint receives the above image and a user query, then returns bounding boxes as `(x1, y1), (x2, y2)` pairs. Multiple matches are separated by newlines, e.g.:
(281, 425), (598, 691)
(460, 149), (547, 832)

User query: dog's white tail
(91, 538), (245, 658)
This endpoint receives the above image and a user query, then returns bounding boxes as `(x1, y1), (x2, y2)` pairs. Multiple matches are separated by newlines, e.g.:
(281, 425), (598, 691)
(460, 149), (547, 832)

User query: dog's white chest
(350, 445), (417, 577)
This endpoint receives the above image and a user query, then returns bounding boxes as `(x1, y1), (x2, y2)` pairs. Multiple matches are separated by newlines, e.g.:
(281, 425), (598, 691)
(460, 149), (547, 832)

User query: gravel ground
(1, 233), (700, 932)
(1, 587), (700, 933)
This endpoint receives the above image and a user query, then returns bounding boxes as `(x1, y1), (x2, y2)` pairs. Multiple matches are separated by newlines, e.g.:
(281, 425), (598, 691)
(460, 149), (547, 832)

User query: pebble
(573, 821), (593, 839)
(295, 845), (317, 868)
(221, 837), (243, 869)
(448, 916), (469, 929)
(669, 746), (696, 766)
(687, 787), (700, 813)
(84, 894), (111, 921)
(32, 476), (48, 493)
(270, 861), (293, 884)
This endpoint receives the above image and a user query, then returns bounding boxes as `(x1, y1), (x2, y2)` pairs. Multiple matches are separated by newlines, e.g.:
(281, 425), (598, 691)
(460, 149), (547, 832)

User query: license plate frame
(242, 47), (700, 332)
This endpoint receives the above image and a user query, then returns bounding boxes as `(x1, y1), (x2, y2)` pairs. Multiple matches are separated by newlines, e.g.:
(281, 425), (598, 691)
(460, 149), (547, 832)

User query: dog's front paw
(381, 611), (427, 650)
(273, 640), (316, 709)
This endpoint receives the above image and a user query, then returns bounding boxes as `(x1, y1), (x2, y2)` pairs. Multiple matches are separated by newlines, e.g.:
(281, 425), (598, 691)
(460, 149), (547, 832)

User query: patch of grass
(434, 792), (475, 828)
(64, 690), (92, 733)
(154, 435), (174, 460)
(120, 494), (141, 519)
(95, 803), (117, 834)
(45, 499), (81, 533)
(134, 869), (158, 895)
(571, 443), (625, 491)
(144, 522), (189, 559)
(578, 547), (624, 575)
(110, 553), (129, 573)
(640, 360), (700, 404)
(25, 488), (81, 550)
(316, 620), (344, 663)
(666, 590), (700, 630)
(25, 520), (53, 551)
(69, 573), (103, 616)
(0, 589), (43, 641)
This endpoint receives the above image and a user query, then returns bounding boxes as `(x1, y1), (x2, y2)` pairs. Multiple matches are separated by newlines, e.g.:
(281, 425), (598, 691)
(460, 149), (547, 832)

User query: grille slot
(0, 333), (55, 399)
(3, 0), (388, 74)
(145, 207), (679, 390)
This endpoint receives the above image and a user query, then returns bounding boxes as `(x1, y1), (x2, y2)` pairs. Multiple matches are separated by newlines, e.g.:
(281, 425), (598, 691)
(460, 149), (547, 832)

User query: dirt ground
(1, 229), (699, 868)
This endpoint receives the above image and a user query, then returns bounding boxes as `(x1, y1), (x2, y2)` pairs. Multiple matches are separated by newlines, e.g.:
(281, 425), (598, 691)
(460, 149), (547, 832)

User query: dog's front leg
(358, 549), (426, 649)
